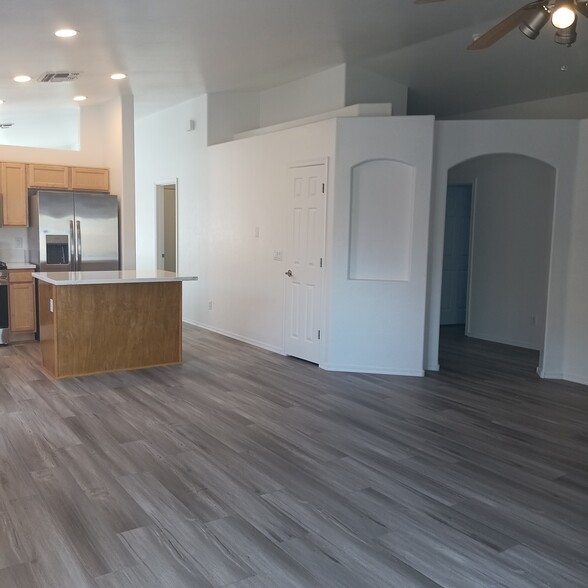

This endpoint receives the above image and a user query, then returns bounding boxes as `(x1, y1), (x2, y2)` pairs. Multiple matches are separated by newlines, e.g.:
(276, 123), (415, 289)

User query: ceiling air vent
(38, 71), (81, 83)
(0, 123), (14, 129)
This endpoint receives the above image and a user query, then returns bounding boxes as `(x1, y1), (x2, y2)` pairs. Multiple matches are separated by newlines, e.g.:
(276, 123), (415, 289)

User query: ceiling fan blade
(467, 1), (546, 50)
(576, 1), (588, 19)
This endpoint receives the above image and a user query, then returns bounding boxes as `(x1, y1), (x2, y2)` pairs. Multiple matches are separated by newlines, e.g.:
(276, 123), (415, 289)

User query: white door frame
(155, 178), (179, 272)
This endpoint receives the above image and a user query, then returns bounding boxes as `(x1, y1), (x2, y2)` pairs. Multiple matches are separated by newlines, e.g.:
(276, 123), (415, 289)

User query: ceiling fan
(416, 0), (588, 49)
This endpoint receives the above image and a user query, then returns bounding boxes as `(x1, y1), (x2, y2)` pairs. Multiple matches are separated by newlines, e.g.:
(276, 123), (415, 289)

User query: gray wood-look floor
(1, 325), (587, 587)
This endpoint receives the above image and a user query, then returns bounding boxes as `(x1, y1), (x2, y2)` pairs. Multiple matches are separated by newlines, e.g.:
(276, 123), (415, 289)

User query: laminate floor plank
(0, 325), (587, 587)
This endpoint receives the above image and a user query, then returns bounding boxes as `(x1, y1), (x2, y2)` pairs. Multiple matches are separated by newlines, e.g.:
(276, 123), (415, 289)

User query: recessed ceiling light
(73, 95), (87, 101)
(55, 29), (78, 38)
(110, 73), (127, 80)
(561, 64), (569, 71)
(0, 100), (4, 105)
(14, 75), (32, 83)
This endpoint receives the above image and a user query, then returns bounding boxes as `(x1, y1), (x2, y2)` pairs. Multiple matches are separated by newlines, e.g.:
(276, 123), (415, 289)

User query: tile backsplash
(0, 227), (28, 262)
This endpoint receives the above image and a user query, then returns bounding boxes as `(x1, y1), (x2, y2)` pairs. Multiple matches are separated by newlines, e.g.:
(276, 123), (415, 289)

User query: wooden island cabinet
(34, 270), (197, 378)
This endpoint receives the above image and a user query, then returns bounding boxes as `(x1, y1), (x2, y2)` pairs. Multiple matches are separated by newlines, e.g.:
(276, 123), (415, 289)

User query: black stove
(0, 261), (7, 270)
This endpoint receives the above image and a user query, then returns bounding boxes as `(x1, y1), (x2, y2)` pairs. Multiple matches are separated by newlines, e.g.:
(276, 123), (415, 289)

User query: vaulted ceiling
(0, 0), (587, 123)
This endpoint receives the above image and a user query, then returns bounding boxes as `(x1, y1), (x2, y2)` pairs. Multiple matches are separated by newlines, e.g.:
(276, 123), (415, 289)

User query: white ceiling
(1, 0), (588, 123)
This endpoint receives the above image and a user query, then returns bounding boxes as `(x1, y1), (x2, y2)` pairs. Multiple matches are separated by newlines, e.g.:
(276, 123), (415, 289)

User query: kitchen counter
(35, 270), (197, 378)
(6, 263), (36, 270)
(33, 269), (197, 285)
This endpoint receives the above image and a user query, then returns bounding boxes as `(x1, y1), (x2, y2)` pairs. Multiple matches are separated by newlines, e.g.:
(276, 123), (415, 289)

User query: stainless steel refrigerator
(28, 190), (120, 272)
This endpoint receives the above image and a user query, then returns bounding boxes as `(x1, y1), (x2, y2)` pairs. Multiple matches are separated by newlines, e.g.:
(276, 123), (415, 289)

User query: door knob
(285, 270), (293, 277)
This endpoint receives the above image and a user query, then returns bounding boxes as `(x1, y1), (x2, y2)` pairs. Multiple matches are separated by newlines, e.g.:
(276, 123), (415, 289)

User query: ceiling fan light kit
(418, 0), (588, 49)
(554, 20), (578, 42)
(551, 0), (577, 28)
(519, 6), (551, 39)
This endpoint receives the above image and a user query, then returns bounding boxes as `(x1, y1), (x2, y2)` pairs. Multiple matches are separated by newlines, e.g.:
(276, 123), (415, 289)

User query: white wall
(0, 104), (107, 166)
(205, 121), (336, 352)
(449, 155), (554, 350)
(135, 96), (208, 322)
(326, 116), (435, 374)
(207, 91), (260, 145)
(427, 120), (580, 380)
(259, 65), (347, 127)
(563, 120), (588, 384)
(0, 108), (80, 150)
(446, 90), (588, 120)
(345, 65), (408, 116)
(99, 96), (136, 269)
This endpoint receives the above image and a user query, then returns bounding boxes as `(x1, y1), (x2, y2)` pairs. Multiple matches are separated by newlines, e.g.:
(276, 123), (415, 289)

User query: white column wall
(563, 120), (588, 384)
(134, 96), (208, 322)
(326, 116), (435, 374)
(427, 120), (580, 379)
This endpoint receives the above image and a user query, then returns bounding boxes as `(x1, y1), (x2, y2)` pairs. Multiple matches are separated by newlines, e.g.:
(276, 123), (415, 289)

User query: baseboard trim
(320, 363), (424, 377)
(538, 369), (588, 386)
(183, 320), (284, 355)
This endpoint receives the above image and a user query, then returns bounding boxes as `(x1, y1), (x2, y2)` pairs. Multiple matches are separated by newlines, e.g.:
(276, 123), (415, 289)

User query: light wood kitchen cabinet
(27, 164), (70, 189)
(70, 166), (110, 192)
(1, 162), (28, 226)
(8, 270), (36, 333)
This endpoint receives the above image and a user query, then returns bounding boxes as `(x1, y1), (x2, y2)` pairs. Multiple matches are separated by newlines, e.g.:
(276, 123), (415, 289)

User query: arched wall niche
(348, 158), (416, 282)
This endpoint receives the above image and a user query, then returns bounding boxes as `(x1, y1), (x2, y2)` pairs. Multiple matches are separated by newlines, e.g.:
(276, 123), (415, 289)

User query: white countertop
(33, 270), (198, 286)
(6, 263), (36, 270)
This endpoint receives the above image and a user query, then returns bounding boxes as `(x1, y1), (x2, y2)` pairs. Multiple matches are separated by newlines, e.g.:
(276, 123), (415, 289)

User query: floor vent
(38, 71), (81, 83)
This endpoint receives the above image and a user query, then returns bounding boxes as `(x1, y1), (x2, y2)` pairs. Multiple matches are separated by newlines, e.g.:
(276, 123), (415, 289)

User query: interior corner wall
(205, 120), (336, 353)
(427, 120), (580, 381)
(448, 155), (555, 350)
(563, 120), (588, 385)
(134, 96), (208, 322)
(98, 96), (136, 270)
(259, 65), (347, 127)
(344, 65), (408, 115)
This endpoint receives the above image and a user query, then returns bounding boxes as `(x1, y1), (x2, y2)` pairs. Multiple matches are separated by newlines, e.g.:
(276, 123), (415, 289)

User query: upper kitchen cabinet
(27, 164), (70, 189)
(1, 162), (28, 226)
(70, 167), (110, 192)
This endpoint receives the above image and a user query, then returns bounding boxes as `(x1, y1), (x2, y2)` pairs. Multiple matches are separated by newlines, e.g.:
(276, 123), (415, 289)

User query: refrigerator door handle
(69, 220), (76, 271)
(76, 220), (82, 269)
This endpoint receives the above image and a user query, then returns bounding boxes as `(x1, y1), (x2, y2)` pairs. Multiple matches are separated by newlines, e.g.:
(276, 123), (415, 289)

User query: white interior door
(440, 184), (472, 325)
(285, 163), (326, 364)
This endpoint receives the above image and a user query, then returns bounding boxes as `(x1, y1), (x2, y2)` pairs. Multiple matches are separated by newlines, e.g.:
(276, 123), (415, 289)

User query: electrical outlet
(273, 250), (283, 261)
(208, 301), (213, 310)
(14, 237), (23, 249)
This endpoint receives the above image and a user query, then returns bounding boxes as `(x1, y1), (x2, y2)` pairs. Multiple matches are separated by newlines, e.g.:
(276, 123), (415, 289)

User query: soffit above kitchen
(0, 0), (587, 122)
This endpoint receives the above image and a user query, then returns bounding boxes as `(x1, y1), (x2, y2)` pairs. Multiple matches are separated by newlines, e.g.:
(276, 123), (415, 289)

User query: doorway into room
(156, 181), (178, 272)
(440, 183), (472, 329)
(438, 154), (556, 374)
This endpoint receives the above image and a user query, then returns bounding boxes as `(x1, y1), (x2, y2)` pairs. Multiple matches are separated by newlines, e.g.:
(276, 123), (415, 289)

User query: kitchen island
(33, 270), (198, 378)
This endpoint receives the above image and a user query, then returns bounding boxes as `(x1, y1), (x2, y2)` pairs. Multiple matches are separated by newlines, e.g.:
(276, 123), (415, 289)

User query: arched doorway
(439, 154), (556, 371)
